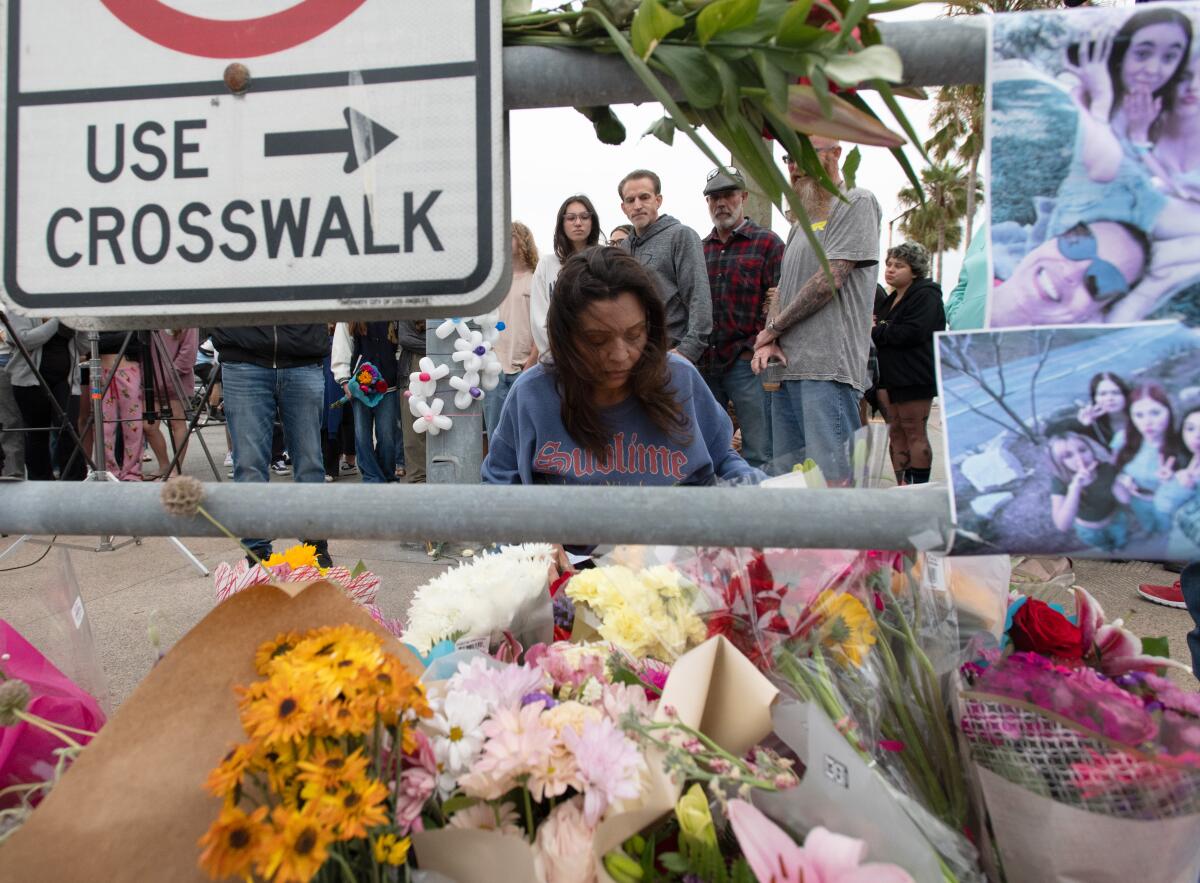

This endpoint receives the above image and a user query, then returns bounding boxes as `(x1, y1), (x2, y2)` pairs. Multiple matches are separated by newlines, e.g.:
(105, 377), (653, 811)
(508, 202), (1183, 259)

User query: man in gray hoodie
(617, 169), (712, 363)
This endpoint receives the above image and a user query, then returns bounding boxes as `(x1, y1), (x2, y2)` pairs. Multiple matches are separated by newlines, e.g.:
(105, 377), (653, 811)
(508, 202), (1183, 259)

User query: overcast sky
(510, 5), (976, 292)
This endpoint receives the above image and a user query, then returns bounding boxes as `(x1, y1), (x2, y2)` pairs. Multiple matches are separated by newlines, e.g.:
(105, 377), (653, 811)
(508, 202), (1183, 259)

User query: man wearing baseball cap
(700, 167), (784, 470)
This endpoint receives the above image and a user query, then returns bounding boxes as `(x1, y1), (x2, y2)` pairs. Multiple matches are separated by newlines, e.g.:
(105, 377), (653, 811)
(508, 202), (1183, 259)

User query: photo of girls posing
(1049, 372), (1200, 559)
(990, 5), (1200, 328)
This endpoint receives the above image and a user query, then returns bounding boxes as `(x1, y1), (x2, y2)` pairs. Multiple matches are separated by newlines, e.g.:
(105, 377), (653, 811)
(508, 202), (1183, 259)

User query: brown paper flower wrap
(411, 635), (779, 883)
(0, 581), (421, 882)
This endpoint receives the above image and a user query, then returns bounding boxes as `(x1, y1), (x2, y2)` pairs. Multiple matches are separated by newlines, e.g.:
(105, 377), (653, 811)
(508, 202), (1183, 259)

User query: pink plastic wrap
(0, 620), (105, 807)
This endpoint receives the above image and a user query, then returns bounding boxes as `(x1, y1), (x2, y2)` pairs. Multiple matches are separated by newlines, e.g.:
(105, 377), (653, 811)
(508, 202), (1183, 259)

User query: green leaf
(865, 80), (930, 163)
(822, 44), (903, 86)
(840, 0), (871, 40)
(696, 0), (760, 46)
(630, 0), (685, 59)
(867, 0), (928, 13)
(439, 795), (479, 815)
(808, 67), (835, 120)
(576, 105), (628, 144)
(652, 44), (723, 109)
(642, 114), (677, 145)
(660, 852), (689, 873)
(776, 0), (818, 47)
(841, 145), (861, 189)
(753, 49), (790, 115)
(1141, 636), (1171, 659)
(502, 0), (533, 19)
(349, 560), (367, 578)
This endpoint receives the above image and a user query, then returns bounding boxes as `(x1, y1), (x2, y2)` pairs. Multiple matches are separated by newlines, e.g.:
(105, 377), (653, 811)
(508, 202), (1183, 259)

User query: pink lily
(727, 799), (915, 883)
(1072, 586), (1188, 675)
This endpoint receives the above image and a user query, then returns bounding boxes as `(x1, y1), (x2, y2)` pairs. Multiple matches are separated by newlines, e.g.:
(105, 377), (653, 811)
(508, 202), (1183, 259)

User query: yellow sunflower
(264, 543), (320, 571)
(373, 832), (412, 866)
(297, 745), (370, 799)
(198, 804), (268, 880)
(257, 805), (332, 883)
(205, 742), (259, 800)
(240, 674), (315, 745)
(254, 631), (303, 676)
(254, 739), (309, 800)
(812, 590), (877, 667)
(319, 776), (390, 840)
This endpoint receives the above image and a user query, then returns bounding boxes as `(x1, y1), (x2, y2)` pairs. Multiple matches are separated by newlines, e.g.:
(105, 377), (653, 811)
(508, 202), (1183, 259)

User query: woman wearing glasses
(530, 194), (602, 362)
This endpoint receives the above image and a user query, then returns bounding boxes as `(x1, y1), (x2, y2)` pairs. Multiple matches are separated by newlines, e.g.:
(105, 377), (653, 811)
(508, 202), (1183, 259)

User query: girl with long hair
(483, 246), (757, 488)
(1152, 403), (1200, 564)
(529, 194), (602, 360)
(1076, 371), (1131, 451)
(1048, 427), (1132, 553)
(485, 222), (539, 439)
(1116, 381), (1186, 533)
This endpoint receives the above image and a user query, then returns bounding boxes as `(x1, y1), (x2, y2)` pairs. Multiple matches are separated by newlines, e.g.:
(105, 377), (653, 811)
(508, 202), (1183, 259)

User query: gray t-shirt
(777, 188), (881, 391)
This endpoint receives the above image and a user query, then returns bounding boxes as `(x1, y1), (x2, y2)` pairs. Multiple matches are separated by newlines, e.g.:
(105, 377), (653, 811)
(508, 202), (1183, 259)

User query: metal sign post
(0, 0), (508, 329)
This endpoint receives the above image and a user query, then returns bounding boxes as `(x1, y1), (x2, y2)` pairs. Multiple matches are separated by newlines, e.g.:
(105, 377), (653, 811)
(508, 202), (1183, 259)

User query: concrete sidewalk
(0, 409), (1194, 713)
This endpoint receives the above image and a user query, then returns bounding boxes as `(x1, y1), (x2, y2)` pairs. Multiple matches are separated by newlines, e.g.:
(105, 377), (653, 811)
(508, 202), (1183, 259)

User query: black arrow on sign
(264, 107), (398, 173)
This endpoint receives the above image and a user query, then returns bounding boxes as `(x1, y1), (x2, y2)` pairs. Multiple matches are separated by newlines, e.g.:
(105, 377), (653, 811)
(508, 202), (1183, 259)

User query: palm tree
(896, 163), (982, 285)
(926, 84), (984, 246)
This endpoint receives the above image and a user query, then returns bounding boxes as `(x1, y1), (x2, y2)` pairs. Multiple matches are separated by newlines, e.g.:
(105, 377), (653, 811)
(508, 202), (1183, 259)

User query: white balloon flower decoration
(452, 331), (491, 374)
(412, 396), (452, 435)
(449, 372), (485, 410)
(408, 356), (448, 398)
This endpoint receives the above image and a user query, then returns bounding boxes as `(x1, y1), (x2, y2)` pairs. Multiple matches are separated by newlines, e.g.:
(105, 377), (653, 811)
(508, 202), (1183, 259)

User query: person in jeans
(0, 317), (26, 477)
(699, 167), (784, 470)
(331, 321), (400, 483)
(209, 323), (332, 566)
(396, 320), (427, 483)
(752, 139), (882, 483)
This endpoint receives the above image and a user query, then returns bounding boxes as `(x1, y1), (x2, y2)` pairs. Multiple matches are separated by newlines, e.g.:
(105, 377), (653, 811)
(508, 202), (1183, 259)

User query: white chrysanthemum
(401, 545), (556, 652)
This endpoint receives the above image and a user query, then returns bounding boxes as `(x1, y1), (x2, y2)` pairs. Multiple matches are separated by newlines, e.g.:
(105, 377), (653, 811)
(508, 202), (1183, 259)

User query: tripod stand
(0, 327), (208, 576)
(144, 330), (224, 482)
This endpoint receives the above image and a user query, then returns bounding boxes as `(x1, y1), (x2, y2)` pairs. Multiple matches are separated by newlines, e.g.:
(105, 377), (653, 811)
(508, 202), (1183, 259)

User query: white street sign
(1, 0), (508, 327)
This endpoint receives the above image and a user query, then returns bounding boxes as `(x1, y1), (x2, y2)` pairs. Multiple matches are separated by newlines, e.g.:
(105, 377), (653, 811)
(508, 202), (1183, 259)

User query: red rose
(374, 380), (387, 392)
(1010, 598), (1084, 660)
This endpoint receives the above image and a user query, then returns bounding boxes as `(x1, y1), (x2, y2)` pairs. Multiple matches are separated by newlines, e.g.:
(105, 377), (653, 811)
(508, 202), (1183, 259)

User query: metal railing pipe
(0, 482), (952, 551)
(502, 18), (987, 110)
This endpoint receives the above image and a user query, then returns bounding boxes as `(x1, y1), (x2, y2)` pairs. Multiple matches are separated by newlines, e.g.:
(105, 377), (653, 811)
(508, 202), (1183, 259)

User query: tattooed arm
(753, 259), (856, 349)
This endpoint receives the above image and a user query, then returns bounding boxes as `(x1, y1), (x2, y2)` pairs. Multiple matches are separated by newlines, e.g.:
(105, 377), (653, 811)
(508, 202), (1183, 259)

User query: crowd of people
(2, 142), (953, 567)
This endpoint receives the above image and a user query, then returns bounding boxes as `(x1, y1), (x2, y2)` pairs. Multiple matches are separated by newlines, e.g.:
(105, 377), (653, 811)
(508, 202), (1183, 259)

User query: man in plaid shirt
(700, 168), (784, 470)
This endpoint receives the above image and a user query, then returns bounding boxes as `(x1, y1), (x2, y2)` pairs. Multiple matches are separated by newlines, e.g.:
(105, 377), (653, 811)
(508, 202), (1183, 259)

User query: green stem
(523, 788), (536, 843)
(327, 847), (357, 883)
(197, 505), (264, 566)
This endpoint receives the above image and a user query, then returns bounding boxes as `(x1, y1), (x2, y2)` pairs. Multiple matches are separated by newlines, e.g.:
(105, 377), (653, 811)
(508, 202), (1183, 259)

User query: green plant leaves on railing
(695, 0), (760, 46)
(630, 0), (686, 59)
(786, 84), (904, 148)
(652, 44), (723, 108)
(776, 0), (820, 47)
(842, 145), (862, 190)
(822, 44), (903, 86)
(576, 105), (629, 144)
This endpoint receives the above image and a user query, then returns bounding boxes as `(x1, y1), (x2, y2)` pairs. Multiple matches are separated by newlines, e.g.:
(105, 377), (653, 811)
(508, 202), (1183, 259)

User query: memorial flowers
(198, 624), (430, 882)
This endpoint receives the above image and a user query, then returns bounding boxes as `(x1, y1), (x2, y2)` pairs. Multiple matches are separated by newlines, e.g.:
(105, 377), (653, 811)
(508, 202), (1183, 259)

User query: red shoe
(1137, 581), (1186, 609)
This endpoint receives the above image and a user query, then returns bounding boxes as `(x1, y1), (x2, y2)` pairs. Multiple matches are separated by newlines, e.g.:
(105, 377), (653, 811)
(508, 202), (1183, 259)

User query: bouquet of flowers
(561, 564), (709, 663)
(334, 361), (390, 408)
(401, 544), (556, 654)
(413, 635), (793, 883)
(957, 586), (1200, 882)
(199, 624), (430, 882)
(212, 543), (397, 636)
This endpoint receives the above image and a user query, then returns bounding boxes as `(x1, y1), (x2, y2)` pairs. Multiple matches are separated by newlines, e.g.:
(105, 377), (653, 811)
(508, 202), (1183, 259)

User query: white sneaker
(223, 452), (234, 467)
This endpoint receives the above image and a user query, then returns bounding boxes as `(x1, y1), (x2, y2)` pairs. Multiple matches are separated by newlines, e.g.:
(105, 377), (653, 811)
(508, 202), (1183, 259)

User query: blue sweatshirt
(482, 355), (761, 486)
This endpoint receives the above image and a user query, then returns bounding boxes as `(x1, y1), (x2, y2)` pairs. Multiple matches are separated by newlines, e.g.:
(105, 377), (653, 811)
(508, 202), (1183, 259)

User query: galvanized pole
(424, 322), (485, 484)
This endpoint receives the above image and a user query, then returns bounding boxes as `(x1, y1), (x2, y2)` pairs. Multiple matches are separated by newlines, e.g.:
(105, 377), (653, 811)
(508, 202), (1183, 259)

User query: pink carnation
(563, 717), (644, 826)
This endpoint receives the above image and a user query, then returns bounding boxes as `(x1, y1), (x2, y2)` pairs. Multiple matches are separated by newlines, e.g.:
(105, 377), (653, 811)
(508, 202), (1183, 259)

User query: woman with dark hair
(1077, 371), (1131, 451)
(483, 246), (758, 487)
(1116, 382), (1186, 534)
(530, 194), (602, 360)
(1103, 7), (1193, 141)
(872, 242), (945, 485)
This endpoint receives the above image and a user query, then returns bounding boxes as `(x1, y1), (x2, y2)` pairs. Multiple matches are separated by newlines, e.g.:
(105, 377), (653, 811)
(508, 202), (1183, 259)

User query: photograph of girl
(988, 4), (1200, 328)
(937, 322), (1200, 560)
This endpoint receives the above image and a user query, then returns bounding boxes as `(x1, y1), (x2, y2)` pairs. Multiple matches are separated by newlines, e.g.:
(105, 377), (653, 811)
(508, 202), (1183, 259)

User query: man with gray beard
(750, 138), (882, 483)
(700, 167), (784, 470)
